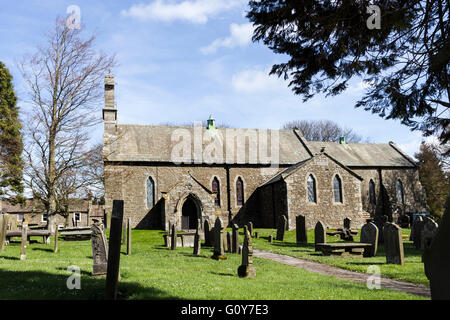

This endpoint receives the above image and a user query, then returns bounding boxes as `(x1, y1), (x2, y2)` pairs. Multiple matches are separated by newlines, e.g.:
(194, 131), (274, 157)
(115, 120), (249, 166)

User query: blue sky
(0, 0), (432, 156)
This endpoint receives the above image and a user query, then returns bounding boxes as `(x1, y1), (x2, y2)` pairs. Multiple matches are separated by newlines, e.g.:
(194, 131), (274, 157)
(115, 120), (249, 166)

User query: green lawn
(0, 230), (427, 300)
(249, 228), (429, 285)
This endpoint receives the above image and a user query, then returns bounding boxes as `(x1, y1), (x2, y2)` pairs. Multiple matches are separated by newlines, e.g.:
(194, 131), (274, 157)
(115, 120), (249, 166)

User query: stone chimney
(103, 75), (117, 128)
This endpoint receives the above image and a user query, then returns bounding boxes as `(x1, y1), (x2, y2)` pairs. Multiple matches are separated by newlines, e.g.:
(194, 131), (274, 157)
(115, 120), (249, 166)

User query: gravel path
(253, 249), (430, 298)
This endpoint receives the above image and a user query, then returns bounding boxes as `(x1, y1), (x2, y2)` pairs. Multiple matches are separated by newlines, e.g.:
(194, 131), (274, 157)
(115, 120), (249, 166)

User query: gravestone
(237, 228), (256, 278)
(375, 215), (388, 244)
(226, 231), (232, 253)
(0, 215), (6, 252)
(193, 227), (201, 256)
(232, 224), (239, 253)
(384, 223), (405, 265)
(204, 220), (212, 246)
(314, 221), (326, 251)
(276, 215), (287, 241)
(171, 224), (177, 251)
(122, 221), (126, 245)
(127, 218), (132, 255)
(20, 225), (28, 261)
(411, 216), (425, 249)
(211, 218), (226, 260)
(360, 221), (379, 257)
(54, 223), (59, 253)
(91, 221), (108, 277)
(296, 215), (307, 245)
(268, 235), (273, 243)
(344, 217), (352, 230)
(421, 217), (438, 253)
(105, 200), (124, 300)
(254, 232), (259, 239)
(398, 215), (410, 228)
(222, 230), (228, 253)
(248, 222), (254, 237)
(423, 198), (450, 300)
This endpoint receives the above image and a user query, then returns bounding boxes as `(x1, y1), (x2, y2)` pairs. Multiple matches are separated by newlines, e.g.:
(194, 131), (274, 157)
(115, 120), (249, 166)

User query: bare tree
(19, 19), (115, 230)
(282, 120), (366, 143)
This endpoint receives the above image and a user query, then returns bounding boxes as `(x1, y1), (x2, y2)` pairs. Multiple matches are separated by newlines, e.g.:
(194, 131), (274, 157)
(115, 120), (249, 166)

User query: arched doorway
(181, 197), (200, 230)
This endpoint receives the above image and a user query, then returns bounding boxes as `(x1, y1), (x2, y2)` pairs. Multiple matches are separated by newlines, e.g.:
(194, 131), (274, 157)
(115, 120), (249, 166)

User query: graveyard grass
(0, 230), (427, 300)
(251, 228), (428, 286)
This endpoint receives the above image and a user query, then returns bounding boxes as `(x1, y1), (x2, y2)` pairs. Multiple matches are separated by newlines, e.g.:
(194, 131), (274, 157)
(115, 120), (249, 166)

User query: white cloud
(121, 0), (245, 24)
(201, 23), (254, 54)
(231, 68), (286, 93)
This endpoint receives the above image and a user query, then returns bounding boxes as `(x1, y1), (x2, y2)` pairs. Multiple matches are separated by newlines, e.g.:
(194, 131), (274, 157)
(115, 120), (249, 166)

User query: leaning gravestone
(296, 215), (307, 245)
(421, 217), (438, 253)
(171, 224), (177, 251)
(314, 221), (326, 251)
(232, 224), (239, 254)
(204, 220), (211, 246)
(91, 221), (108, 277)
(384, 223), (405, 265)
(237, 228), (256, 278)
(211, 218), (226, 260)
(360, 221), (379, 257)
(276, 215), (287, 241)
(423, 198), (450, 300)
(344, 217), (352, 230)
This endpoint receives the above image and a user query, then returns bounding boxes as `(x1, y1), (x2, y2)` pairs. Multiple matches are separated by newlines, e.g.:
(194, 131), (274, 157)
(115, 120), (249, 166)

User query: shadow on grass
(0, 269), (180, 300)
(209, 271), (234, 277)
(346, 262), (386, 266)
(0, 256), (20, 261)
(32, 248), (54, 253)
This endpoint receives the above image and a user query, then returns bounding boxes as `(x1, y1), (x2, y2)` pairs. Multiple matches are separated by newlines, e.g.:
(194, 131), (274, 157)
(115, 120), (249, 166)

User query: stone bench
(315, 242), (372, 256)
(6, 230), (52, 245)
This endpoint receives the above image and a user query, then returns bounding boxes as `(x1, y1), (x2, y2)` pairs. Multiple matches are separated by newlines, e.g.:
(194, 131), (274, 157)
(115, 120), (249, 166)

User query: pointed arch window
(146, 177), (155, 208)
(369, 180), (376, 205)
(236, 177), (244, 206)
(212, 177), (220, 207)
(333, 175), (343, 203)
(307, 175), (317, 203)
(396, 180), (405, 205)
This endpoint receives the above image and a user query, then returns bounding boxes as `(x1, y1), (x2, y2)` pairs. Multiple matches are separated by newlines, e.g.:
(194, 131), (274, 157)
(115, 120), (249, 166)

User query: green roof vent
(339, 136), (346, 145)
(207, 115), (216, 130)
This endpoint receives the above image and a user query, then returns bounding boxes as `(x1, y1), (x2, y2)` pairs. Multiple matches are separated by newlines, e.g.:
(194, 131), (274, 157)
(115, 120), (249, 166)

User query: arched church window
(236, 177), (244, 206)
(307, 175), (317, 203)
(212, 177), (220, 207)
(396, 180), (405, 205)
(147, 177), (155, 207)
(333, 175), (343, 203)
(369, 180), (376, 205)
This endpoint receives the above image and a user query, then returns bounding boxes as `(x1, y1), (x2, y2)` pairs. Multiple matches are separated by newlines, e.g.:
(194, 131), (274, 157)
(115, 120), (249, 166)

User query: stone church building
(102, 76), (428, 231)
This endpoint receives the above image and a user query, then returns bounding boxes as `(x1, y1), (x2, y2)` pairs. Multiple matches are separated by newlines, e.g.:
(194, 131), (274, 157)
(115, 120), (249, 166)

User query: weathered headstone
(122, 221), (126, 245)
(360, 221), (379, 257)
(105, 200), (124, 300)
(268, 235), (273, 243)
(226, 231), (232, 253)
(91, 221), (108, 277)
(232, 224), (239, 253)
(193, 228), (201, 256)
(248, 222), (254, 237)
(276, 215), (287, 241)
(384, 223), (405, 265)
(314, 221), (326, 251)
(398, 215), (410, 228)
(254, 232), (259, 239)
(204, 220), (211, 246)
(54, 223), (59, 253)
(296, 215), (307, 245)
(127, 218), (132, 255)
(211, 218), (226, 260)
(375, 215), (388, 244)
(171, 224), (177, 251)
(222, 230), (228, 253)
(421, 217), (438, 253)
(423, 198), (450, 300)
(0, 214), (6, 252)
(237, 228), (256, 278)
(344, 217), (351, 230)
(20, 225), (28, 261)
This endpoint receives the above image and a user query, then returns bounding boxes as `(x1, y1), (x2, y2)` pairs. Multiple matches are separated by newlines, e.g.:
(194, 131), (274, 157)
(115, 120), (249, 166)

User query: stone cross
(276, 215), (287, 241)
(171, 224), (177, 251)
(127, 218), (132, 255)
(20, 225), (28, 261)
(423, 199), (450, 300)
(360, 221), (379, 257)
(211, 218), (226, 260)
(91, 221), (108, 277)
(54, 223), (59, 254)
(232, 224), (240, 254)
(384, 223), (405, 265)
(314, 221), (326, 251)
(296, 215), (307, 245)
(237, 228), (256, 278)
(105, 200), (124, 300)
(204, 220), (211, 247)
(193, 227), (201, 256)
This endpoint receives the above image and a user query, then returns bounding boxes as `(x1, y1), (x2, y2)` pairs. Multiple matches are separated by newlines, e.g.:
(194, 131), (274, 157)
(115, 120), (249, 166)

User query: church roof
(103, 124), (417, 168)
